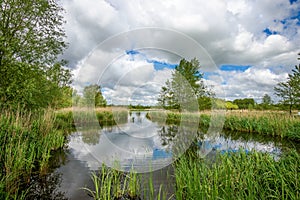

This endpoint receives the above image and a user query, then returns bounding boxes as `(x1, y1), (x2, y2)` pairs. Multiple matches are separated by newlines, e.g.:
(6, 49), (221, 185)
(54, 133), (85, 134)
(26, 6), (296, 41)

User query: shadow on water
(31, 111), (299, 199)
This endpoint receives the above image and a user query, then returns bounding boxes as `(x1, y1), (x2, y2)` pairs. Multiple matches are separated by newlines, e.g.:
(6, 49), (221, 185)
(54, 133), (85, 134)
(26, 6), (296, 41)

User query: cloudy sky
(61, 0), (300, 105)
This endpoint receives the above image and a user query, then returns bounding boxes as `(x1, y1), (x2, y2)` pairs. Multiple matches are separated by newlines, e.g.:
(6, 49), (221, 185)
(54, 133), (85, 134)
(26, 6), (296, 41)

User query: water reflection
(68, 112), (295, 173)
(45, 111), (299, 199)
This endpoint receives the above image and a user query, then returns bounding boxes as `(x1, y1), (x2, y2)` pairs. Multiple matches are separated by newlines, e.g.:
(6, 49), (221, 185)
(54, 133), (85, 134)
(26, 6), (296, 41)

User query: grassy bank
(174, 150), (300, 199)
(146, 111), (300, 141)
(85, 150), (300, 200)
(0, 109), (66, 199)
(55, 107), (128, 128)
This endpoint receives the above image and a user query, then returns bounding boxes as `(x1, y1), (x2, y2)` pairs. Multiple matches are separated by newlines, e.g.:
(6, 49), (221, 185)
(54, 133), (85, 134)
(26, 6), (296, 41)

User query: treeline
(157, 57), (300, 112)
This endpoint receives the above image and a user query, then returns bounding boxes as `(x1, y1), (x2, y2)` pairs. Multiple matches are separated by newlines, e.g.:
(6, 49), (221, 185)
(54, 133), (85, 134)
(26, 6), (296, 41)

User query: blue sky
(64, 0), (300, 105)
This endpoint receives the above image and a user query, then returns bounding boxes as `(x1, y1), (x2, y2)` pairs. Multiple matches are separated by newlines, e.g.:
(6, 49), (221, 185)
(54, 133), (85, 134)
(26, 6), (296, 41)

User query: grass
(174, 149), (300, 200)
(0, 108), (67, 199)
(83, 164), (168, 200)
(147, 110), (300, 141)
(55, 107), (128, 128)
(84, 150), (300, 200)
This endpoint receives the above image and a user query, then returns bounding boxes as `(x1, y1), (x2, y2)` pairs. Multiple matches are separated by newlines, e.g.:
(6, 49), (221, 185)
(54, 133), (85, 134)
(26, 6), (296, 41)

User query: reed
(84, 164), (168, 200)
(0, 109), (66, 199)
(55, 109), (128, 127)
(147, 111), (300, 141)
(174, 150), (300, 200)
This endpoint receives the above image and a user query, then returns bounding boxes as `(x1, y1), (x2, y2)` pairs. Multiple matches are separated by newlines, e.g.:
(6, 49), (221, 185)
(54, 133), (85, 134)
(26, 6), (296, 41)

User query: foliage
(0, 0), (70, 110)
(81, 84), (107, 107)
(275, 63), (300, 114)
(262, 94), (272, 105)
(0, 109), (66, 199)
(198, 96), (212, 110)
(174, 150), (300, 200)
(83, 164), (167, 200)
(147, 111), (300, 141)
(233, 98), (255, 109)
(158, 58), (210, 111)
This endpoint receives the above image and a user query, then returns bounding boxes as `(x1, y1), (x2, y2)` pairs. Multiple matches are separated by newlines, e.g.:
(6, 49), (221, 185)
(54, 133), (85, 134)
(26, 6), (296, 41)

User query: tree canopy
(157, 58), (209, 111)
(274, 62), (300, 114)
(0, 0), (71, 110)
(81, 84), (107, 107)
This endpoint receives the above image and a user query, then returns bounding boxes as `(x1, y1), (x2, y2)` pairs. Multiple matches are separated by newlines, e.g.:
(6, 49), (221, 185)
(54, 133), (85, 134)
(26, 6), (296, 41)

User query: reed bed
(174, 150), (300, 200)
(55, 109), (128, 127)
(0, 109), (66, 199)
(83, 164), (167, 200)
(147, 111), (300, 141)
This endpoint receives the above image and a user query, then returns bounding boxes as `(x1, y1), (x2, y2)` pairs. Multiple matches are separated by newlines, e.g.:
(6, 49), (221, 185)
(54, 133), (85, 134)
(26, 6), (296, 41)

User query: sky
(60, 0), (300, 105)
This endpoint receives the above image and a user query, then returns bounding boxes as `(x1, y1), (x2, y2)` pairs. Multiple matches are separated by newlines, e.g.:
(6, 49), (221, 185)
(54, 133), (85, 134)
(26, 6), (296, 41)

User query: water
(35, 111), (298, 199)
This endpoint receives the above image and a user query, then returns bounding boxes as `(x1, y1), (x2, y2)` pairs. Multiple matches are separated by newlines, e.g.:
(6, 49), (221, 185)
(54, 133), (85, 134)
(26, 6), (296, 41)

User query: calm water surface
(31, 111), (299, 199)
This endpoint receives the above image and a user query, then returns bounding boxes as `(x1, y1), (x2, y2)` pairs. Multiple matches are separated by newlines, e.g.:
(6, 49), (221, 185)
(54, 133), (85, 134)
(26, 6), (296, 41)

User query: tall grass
(147, 111), (300, 141)
(0, 109), (66, 199)
(55, 109), (128, 128)
(174, 150), (300, 200)
(84, 164), (168, 200)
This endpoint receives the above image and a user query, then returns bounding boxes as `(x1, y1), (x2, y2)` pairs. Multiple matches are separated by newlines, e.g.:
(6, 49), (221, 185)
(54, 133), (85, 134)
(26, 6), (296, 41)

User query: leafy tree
(262, 94), (272, 105)
(0, 0), (69, 110)
(274, 64), (300, 114)
(226, 101), (239, 110)
(233, 98), (255, 109)
(82, 84), (107, 107)
(158, 58), (208, 111)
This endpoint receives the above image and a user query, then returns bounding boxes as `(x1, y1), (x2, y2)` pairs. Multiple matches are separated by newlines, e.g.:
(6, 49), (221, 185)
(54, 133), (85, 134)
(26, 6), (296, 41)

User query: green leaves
(274, 62), (300, 114)
(0, 0), (71, 110)
(158, 58), (208, 111)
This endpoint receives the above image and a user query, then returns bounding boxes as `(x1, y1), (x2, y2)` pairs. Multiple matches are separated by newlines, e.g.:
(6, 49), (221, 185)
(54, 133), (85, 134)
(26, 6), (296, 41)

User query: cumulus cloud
(62, 0), (300, 104)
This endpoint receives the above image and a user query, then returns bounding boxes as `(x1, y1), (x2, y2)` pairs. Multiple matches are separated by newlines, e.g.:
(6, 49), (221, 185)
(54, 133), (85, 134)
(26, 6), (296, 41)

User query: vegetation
(83, 164), (166, 200)
(275, 63), (300, 114)
(157, 58), (210, 111)
(0, 109), (66, 199)
(0, 0), (72, 110)
(147, 110), (300, 141)
(174, 150), (300, 200)
(233, 98), (256, 110)
(85, 149), (300, 200)
(55, 108), (128, 128)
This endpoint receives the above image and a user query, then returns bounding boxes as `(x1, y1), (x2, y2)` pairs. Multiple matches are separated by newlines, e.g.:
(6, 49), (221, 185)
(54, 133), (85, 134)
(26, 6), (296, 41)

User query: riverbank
(146, 110), (300, 141)
(0, 107), (130, 199)
(0, 109), (66, 199)
(84, 149), (300, 200)
(55, 107), (128, 128)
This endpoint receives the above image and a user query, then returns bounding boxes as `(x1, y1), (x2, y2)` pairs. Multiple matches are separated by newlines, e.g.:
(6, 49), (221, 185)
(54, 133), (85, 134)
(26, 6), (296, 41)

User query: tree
(274, 64), (300, 114)
(0, 0), (68, 110)
(262, 94), (272, 105)
(82, 84), (107, 107)
(158, 58), (208, 111)
(233, 98), (255, 109)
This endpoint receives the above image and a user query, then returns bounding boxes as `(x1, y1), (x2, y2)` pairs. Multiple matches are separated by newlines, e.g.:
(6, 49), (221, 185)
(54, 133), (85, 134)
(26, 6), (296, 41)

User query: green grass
(147, 111), (300, 141)
(174, 150), (300, 200)
(0, 109), (66, 199)
(55, 109), (128, 128)
(84, 164), (168, 200)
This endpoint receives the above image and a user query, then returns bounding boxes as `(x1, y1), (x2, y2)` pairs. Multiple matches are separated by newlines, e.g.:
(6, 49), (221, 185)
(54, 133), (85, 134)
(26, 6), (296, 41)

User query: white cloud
(62, 0), (300, 104)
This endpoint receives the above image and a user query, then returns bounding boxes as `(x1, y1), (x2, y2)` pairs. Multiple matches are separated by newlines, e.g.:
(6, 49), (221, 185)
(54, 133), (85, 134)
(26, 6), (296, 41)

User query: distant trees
(157, 58), (209, 111)
(274, 63), (300, 114)
(82, 85), (107, 107)
(233, 98), (255, 109)
(0, 0), (70, 110)
(262, 94), (272, 105)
